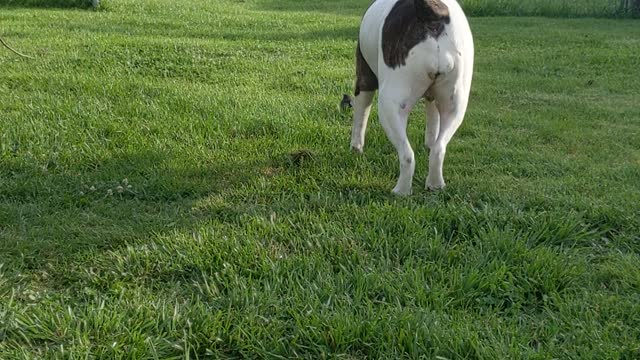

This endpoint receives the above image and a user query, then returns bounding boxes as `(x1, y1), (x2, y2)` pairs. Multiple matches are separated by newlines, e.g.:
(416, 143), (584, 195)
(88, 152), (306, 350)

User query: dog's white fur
(351, 0), (474, 195)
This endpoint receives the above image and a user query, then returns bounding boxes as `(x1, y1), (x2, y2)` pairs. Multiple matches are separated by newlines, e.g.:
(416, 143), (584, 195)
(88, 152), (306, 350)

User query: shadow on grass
(254, 0), (370, 16)
(54, 20), (358, 42)
(0, 0), (91, 9)
(0, 150), (267, 270)
(0, 145), (392, 273)
(254, 0), (638, 19)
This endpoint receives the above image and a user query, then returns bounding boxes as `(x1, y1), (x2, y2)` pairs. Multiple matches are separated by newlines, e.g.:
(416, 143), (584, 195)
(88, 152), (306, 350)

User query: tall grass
(461, 0), (637, 18)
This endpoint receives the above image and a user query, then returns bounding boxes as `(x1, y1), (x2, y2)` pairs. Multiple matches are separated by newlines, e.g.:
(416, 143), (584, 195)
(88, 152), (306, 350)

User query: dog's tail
(340, 94), (353, 111)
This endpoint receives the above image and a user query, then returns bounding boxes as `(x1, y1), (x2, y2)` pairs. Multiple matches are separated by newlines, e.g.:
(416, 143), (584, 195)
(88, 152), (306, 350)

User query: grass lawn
(1, 0), (640, 358)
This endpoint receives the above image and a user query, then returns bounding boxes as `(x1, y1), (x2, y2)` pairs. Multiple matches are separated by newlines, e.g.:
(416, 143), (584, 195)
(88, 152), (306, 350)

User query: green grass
(0, 0), (90, 9)
(262, 0), (639, 18)
(1, 0), (640, 358)
(461, 0), (634, 18)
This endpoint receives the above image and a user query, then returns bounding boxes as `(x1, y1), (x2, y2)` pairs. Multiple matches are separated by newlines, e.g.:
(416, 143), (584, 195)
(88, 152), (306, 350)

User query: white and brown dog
(350, 0), (474, 195)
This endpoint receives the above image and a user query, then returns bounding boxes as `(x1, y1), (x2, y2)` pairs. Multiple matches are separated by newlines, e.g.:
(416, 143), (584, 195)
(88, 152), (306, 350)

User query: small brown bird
(340, 94), (353, 111)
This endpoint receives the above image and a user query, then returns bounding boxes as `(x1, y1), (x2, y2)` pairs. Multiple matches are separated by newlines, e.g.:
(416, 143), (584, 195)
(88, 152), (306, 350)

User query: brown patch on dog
(354, 41), (378, 96)
(382, 0), (450, 69)
(417, 0), (450, 21)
